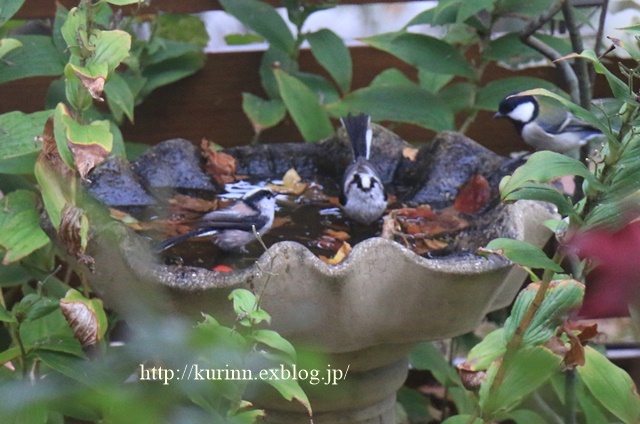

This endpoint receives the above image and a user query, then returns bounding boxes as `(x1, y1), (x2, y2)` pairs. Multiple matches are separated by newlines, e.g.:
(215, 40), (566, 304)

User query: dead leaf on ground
(402, 146), (419, 161)
(454, 174), (491, 215)
(319, 241), (352, 265)
(267, 168), (309, 195)
(201, 138), (239, 185)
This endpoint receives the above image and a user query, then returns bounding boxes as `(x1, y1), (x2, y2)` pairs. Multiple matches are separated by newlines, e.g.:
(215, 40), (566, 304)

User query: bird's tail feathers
(154, 228), (217, 252)
(341, 113), (372, 160)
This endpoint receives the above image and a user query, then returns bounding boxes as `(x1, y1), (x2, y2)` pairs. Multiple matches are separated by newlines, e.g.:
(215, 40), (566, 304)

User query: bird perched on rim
(339, 113), (387, 225)
(155, 187), (276, 253)
(495, 95), (602, 154)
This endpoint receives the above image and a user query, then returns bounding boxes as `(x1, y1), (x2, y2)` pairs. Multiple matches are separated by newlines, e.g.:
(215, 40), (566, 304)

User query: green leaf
(273, 69), (334, 142)
(476, 77), (564, 111)
(104, 72), (135, 124)
(371, 69), (415, 88)
(479, 346), (562, 415)
(263, 376), (312, 417)
(418, 70), (454, 94)
(497, 0), (556, 17)
(328, 85), (454, 132)
(260, 46), (298, 99)
(140, 51), (205, 98)
(37, 350), (90, 383)
(230, 289), (258, 317)
(225, 33), (264, 45)
(306, 29), (352, 93)
(578, 346), (640, 424)
(573, 50), (635, 103)
(501, 409), (547, 424)
(409, 342), (460, 385)
(250, 329), (296, 363)
(0, 190), (50, 264)
(0, 35), (65, 84)
(295, 72), (340, 104)
(482, 238), (563, 272)
(0, 303), (15, 323)
(503, 280), (584, 347)
(397, 387), (433, 422)
(442, 416), (482, 424)
(458, 0), (496, 22)
(242, 93), (286, 133)
(501, 181), (576, 218)
(0, 346), (22, 366)
(220, 0), (295, 56)
(87, 29), (131, 75)
(431, 0), (461, 25)
(466, 328), (506, 371)
(156, 13), (209, 48)
(0, 38), (21, 60)
(439, 82), (474, 113)
(362, 32), (474, 78)
(0, 261), (31, 287)
(0, 0), (25, 27)
(0, 110), (51, 174)
(106, 0), (143, 4)
(500, 151), (604, 199)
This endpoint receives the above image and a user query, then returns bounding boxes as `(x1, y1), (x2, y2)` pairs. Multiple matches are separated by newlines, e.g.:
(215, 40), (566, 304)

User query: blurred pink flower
(568, 220), (640, 318)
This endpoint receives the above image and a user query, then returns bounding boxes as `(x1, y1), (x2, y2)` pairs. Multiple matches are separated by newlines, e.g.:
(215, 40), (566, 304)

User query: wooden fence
(4, 0), (612, 155)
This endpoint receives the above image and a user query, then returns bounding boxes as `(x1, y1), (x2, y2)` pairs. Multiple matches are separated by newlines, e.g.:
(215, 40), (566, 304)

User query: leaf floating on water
(324, 228), (350, 241)
(268, 168), (309, 195)
(319, 241), (351, 264)
(169, 194), (219, 213)
(201, 138), (239, 185)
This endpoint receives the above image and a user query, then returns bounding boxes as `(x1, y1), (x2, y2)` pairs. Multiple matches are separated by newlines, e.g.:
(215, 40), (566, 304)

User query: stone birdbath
(47, 126), (555, 424)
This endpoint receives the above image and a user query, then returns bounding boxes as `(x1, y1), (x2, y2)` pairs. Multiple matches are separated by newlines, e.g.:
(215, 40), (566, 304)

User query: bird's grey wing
(196, 210), (268, 231)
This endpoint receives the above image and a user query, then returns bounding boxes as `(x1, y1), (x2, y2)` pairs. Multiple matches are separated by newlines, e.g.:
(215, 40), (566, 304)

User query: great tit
(495, 95), (602, 153)
(155, 187), (276, 253)
(339, 113), (387, 225)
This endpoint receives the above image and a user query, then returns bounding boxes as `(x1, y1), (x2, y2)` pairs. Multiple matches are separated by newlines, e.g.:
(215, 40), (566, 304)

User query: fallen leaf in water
(454, 174), (491, 215)
(267, 168), (309, 195)
(109, 208), (144, 231)
(402, 147), (419, 161)
(319, 241), (352, 264)
(394, 205), (437, 220)
(169, 194), (219, 213)
(201, 138), (239, 185)
(213, 265), (233, 273)
(325, 228), (350, 241)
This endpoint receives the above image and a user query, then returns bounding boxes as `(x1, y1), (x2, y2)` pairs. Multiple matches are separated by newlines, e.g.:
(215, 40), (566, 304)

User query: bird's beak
(493, 112), (503, 119)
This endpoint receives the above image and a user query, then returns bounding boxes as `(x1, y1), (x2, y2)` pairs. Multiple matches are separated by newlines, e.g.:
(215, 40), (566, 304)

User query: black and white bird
(339, 113), (387, 225)
(155, 187), (276, 253)
(495, 95), (602, 154)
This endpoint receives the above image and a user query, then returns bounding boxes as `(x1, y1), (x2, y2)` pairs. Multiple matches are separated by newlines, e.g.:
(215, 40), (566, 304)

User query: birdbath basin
(48, 127), (556, 423)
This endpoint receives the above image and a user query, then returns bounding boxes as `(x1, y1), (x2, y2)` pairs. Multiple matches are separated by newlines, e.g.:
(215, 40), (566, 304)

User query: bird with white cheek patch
(155, 187), (276, 253)
(495, 95), (602, 154)
(339, 113), (387, 225)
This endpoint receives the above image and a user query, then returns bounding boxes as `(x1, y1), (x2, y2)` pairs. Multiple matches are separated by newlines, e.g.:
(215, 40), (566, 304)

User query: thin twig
(562, 1), (591, 108)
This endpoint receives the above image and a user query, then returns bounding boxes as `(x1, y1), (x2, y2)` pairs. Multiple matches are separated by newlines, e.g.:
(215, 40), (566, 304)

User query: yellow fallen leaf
(324, 229), (351, 241)
(319, 241), (352, 265)
(267, 168), (309, 195)
(402, 147), (419, 161)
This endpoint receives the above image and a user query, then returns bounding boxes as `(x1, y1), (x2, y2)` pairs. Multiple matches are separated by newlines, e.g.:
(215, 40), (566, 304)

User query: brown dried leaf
(58, 203), (94, 270)
(454, 174), (491, 215)
(73, 68), (105, 101)
(169, 195), (219, 213)
(457, 361), (487, 392)
(402, 146), (419, 161)
(201, 139), (238, 185)
(324, 228), (350, 241)
(68, 142), (110, 180)
(109, 208), (144, 231)
(319, 241), (352, 264)
(267, 168), (309, 195)
(60, 298), (99, 347)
